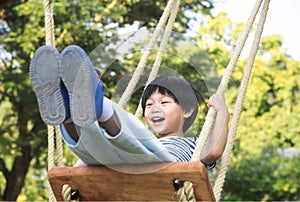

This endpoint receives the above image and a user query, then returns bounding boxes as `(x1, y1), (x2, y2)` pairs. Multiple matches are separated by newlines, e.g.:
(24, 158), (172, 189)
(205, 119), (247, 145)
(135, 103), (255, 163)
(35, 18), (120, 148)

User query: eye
(161, 98), (173, 105)
(146, 101), (153, 107)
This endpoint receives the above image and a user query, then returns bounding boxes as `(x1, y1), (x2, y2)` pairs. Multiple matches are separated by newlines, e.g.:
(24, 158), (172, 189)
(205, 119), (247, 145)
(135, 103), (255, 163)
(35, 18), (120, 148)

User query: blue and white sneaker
(29, 46), (70, 125)
(60, 45), (104, 127)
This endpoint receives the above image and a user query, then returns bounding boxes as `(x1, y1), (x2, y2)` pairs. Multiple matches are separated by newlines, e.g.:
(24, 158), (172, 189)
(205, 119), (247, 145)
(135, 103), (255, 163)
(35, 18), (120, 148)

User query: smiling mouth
(151, 117), (165, 123)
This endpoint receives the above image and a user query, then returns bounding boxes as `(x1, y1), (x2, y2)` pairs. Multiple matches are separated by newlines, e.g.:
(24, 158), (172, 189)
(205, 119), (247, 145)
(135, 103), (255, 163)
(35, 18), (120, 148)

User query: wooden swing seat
(48, 161), (215, 201)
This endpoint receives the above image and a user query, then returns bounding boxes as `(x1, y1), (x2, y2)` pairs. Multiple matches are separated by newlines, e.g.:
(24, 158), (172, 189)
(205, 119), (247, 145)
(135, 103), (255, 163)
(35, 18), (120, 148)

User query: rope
(55, 125), (64, 167)
(43, 0), (66, 201)
(60, 160), (83, 201)
(174, 181), (196, 202)
(135, 0), (180, 118)
(43, 0), (55, 46)
(191, 0), (264, 162)
(43, 0), (56, 200)
(61, 185), (80, 202)
(213, 0), (270, 200)
(118, 0), (178, 108)
(47, 125), (55, 202)
(62, 185), (72, 201)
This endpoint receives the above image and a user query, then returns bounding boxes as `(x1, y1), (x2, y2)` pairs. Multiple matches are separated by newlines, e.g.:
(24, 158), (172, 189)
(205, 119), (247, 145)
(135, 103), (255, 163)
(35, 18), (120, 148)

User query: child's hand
(207, 94), (227, 112)
(202, 93), (229, 163)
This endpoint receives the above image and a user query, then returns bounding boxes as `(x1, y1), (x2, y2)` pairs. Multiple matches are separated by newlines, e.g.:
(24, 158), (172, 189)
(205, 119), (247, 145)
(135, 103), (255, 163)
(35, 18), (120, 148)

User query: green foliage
(199, 12), (300, 201)
(0, 0), (215, 200)
(1, 0), (299, 201)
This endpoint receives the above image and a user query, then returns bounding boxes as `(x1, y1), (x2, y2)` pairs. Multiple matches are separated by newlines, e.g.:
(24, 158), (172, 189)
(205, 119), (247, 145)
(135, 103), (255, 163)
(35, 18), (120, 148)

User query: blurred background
(0, 0), (299, 201)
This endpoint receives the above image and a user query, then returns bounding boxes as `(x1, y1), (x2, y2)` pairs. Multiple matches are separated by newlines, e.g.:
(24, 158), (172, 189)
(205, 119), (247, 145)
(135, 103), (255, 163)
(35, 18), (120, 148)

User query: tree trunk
(3, 145), (32, 201)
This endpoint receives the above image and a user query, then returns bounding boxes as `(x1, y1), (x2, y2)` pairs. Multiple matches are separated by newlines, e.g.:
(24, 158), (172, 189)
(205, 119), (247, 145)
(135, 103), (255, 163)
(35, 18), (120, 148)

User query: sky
(212, 0), (300, 61)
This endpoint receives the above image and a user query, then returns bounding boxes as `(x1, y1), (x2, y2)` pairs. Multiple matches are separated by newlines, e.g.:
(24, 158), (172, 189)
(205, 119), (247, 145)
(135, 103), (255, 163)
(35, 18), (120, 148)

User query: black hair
(141, 76), (201, 132)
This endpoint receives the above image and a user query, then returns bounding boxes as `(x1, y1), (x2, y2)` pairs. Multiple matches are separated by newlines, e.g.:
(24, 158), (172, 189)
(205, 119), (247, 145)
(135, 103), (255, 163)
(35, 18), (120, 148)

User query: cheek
(144, 110), (151, 124)
(166, 108), (183, 123)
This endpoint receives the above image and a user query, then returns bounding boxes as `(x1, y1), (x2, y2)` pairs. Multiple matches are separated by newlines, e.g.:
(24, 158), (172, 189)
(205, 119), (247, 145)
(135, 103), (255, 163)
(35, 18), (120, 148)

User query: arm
(201, 94), (230, 164)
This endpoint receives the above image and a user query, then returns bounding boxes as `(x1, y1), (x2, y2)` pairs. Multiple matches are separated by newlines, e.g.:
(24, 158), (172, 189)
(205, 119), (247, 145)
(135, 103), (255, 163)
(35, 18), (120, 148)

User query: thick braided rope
(55, 125), (64, 167)
(135, 0), (180, 118)
(61, 160), (83, 201)
(213, 1), (270, 200)
(43, 0), (55, 46)
(62, 185), (72, 201)
(47, 126), (55, 202)
(42, 0), (57, 201)
(175, 181), (196, 202)
(191, 0), (264, 162)
(118, 0), (176, 108)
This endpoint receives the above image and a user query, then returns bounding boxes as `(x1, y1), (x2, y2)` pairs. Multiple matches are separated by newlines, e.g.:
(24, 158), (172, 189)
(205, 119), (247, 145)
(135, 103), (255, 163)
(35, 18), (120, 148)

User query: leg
(99, 113), (121, 137)
(63, 122), (80, 142)
(63, 98), (120, 141)
(60, 102), (175, 167)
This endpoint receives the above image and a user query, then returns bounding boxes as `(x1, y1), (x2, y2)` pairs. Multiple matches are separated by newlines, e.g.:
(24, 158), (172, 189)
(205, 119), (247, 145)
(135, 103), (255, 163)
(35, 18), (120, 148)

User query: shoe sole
(29, 46), (66, 125)
(61, 45), (103, 126)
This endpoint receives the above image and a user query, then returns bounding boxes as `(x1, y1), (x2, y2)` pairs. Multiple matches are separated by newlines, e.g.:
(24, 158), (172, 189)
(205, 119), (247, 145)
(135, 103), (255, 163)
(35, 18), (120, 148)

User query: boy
(30, 45), (229, 170)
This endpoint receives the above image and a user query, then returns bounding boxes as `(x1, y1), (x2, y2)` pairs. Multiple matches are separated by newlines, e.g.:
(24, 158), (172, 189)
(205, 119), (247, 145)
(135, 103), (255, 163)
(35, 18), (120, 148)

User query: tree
(197, 12), (300, 201)
(0, 0), (216, 200)
(3, 0), (299, 200)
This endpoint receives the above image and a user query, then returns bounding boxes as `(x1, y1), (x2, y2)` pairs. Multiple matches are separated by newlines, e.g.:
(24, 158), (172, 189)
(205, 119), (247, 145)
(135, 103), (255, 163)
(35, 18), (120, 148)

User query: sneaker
(29, 46), (70, 125)
(60, 45), (104, 127)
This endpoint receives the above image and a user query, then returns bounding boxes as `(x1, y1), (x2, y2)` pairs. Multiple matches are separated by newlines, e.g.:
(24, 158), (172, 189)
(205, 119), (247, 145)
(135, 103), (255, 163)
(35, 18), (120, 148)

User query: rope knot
(173, 179), (196, 202)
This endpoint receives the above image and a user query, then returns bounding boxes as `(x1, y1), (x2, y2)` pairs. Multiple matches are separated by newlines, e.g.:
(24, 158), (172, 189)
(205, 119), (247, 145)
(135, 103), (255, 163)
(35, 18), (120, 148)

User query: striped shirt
(159, 136), (216, 169)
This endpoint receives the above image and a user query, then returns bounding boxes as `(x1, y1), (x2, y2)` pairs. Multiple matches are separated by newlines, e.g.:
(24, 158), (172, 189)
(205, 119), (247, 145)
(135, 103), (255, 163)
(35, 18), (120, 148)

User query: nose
(151, 105), (161, 113)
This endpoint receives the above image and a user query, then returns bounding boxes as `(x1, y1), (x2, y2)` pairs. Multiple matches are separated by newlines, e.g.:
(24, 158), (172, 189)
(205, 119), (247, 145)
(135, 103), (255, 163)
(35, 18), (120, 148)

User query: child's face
(144, 89), (185, 137)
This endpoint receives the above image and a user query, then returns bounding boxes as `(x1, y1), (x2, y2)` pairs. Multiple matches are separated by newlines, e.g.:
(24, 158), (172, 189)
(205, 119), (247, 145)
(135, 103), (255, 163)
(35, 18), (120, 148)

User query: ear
(183, 107), (194, 118)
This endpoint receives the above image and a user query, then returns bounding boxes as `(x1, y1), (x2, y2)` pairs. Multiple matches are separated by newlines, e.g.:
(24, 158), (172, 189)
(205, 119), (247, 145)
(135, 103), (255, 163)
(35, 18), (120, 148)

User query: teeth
(152, 117), (164, 122)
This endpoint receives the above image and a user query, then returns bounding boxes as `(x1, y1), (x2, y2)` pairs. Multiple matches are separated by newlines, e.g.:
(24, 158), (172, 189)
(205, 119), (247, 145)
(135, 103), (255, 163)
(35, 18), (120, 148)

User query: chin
(158, 133), (170, 138)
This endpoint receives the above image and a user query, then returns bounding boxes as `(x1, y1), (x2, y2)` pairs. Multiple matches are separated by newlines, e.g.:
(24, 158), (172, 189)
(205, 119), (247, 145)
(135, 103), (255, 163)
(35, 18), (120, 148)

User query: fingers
(207, 94), (226, 111)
